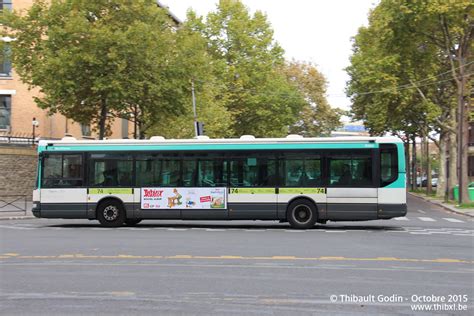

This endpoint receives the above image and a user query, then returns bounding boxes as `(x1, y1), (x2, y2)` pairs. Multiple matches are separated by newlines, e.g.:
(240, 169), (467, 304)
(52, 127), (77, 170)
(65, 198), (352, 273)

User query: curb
(408, 193), (474, 218)
(0, 215), (35, 220)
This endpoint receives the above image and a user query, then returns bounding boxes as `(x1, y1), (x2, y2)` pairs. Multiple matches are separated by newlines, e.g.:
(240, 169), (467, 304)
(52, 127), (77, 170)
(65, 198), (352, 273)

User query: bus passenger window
(89, 154), (132, 187)
(183, 159), (197, 187)
(282, 157), (321, 187)
(42, 154), (83, 187)
(380, 144), (398, 186)
(160, 160), (180, 186)
(328, 152), (372, 187)
(136, 158), (159, 187)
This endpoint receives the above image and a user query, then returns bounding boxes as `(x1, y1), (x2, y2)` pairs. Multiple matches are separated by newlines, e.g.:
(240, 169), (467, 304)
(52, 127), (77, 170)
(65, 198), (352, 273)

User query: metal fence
(0, 133), (37, 146)
(0, 195), (28, 215)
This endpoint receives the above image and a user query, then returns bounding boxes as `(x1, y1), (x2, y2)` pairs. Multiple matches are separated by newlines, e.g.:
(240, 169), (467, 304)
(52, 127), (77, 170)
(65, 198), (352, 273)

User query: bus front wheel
(97, 200), (125, 227)
(287, 199), (318, 229)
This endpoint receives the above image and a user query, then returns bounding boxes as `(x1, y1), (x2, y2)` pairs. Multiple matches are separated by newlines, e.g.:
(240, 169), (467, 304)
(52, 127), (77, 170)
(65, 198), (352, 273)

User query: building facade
(0, 0), (180, 141)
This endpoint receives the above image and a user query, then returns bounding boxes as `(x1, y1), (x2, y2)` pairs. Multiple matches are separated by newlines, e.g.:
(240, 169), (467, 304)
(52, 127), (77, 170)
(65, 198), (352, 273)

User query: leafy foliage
(1, 0), (187, 138)
(284, 61), (343, 136)
(188, 0), (306, 137)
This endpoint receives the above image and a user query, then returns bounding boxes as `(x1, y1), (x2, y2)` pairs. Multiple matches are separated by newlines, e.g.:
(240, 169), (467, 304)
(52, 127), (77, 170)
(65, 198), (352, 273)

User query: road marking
(443, 218), (464, 223)
(417, 209), (426, 214)
(2, 262), (472, 274)
(394, 217), (409, 221)
(409, 232), (433, 235)
(418, 217), (436, 222)
(0, 254), (471, 264)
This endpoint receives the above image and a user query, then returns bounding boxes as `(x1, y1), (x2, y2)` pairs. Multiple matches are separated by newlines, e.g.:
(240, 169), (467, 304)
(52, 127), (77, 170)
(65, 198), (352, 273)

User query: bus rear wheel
(287, 199), (317, 229)
(97, 200), (125, 227)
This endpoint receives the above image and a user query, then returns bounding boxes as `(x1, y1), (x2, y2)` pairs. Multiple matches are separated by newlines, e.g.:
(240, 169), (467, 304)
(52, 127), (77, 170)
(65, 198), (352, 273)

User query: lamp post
(32, 117), (39, 146)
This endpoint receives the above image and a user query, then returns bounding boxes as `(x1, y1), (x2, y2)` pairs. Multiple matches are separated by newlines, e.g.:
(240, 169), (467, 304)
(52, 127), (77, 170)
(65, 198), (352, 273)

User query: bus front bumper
(378, 204), (407, 219)
(32, 202), (41, 218)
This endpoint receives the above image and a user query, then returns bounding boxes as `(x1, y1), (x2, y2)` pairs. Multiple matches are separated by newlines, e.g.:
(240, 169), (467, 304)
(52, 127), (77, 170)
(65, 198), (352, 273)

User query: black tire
(124, 218), (142, 226)
(97, 200), (125, 227)
(286, 199), (318, 229)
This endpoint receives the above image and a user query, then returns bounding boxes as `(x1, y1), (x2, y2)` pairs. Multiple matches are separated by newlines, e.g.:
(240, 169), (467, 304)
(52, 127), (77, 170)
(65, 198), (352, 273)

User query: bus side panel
(326, 188), (378, 220)
(377, 187), (407, 219)
(228, 192), (277, 220)
(40, 188), (88, 218)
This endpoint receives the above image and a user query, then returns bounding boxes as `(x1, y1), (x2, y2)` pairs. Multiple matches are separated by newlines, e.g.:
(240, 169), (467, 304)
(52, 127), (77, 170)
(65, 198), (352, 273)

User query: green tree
(190, 0), (304, 137)
(393, 0), (473, 203)
(1, 0), (185, 139)
(345, 0), (464, 196)
(146, 13), (233, 139)
(284, 61), (343, 136)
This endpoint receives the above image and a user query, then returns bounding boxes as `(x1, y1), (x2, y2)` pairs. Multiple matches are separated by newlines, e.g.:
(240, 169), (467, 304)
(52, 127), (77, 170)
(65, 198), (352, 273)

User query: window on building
(469, 122), (474, 146)
(468, 156), (474, 177)
(0, 1), (12, 11)
(0, 95), (11, 130)
(0, 46), (11, 77)
(80, 123), (91, 137)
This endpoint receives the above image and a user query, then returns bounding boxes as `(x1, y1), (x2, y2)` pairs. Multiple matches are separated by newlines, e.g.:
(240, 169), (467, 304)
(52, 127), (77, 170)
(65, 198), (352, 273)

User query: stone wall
(0, 145), (37, 199)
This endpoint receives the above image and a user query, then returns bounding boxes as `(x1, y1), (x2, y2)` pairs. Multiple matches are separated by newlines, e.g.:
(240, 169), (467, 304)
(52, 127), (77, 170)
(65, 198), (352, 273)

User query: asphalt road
(0, 194), (473, 315)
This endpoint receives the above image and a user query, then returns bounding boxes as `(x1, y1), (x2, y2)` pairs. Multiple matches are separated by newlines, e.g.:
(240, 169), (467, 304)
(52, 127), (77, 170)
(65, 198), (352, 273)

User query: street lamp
(32, 117), (39, 146)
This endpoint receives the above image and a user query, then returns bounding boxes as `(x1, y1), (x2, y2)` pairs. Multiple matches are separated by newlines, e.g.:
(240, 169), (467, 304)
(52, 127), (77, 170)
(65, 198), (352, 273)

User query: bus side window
(160, 159), (181, 186)
(89, 154), (132, 187)
(380, 144), (398, 186)
(42, 154), (83, 187)
(328, 151), (372, 187)
(282, 157), (321, 187)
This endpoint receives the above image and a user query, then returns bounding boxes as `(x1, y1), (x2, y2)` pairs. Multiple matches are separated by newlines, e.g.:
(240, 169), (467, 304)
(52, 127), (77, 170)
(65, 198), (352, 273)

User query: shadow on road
(44, 221), (404, 231)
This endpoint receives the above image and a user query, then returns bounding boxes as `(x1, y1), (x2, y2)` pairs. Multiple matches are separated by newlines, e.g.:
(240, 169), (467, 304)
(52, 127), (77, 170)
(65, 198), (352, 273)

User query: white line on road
(409, 232), (433, 235)
(394, 217), (409, 221)
(442, 218), (465, 223)
(417, 209), (427, 214)
(418, 217), (436, 222)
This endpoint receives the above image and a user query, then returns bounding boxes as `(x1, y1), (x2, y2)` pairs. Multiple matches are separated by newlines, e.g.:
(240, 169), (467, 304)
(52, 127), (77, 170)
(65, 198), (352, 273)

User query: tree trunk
(412, 135), (417, 191)
(457, 71), (470, 204)
(98, 98), (107, 140)
(448, 126), (458, 200)
(133, 105), (138, 139)
(426, 135), (432, 195)
(420, 136), (424, 189)
(436, 132), (447, 199)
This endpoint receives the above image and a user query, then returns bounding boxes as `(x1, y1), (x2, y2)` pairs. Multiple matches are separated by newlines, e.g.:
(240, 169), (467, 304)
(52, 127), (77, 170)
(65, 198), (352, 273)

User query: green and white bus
(32, 135), (406, 229)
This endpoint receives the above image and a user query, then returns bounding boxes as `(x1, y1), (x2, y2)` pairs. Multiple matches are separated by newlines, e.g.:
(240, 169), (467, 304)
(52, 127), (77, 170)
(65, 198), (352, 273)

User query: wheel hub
(294, 205), (311, 224)
(103, 205), (118, 221)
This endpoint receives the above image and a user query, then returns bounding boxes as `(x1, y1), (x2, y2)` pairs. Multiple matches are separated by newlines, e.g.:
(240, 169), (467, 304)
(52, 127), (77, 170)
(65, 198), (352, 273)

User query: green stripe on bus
(279, 188), (326, 194)
(229, 188), (275, 194)
(89, 188), (133, 195)
(40, 142), (379, 152)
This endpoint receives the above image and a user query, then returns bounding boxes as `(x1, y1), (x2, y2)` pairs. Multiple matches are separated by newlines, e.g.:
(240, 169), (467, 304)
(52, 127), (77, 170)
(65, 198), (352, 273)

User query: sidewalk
(409, 192), (474, 218)
(0, 201), (35, 220)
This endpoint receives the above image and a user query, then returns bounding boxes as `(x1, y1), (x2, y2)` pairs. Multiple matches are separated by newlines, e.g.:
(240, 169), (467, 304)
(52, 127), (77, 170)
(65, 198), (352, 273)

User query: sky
(162, 0), (379, 116)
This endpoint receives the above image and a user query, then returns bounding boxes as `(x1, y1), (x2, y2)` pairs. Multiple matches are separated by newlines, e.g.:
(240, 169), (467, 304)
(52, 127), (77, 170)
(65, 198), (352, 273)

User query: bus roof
(38, 136), (402, 153)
